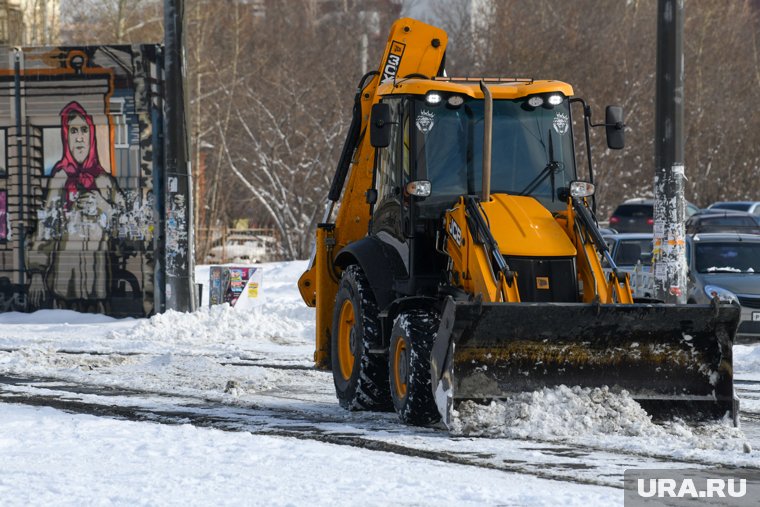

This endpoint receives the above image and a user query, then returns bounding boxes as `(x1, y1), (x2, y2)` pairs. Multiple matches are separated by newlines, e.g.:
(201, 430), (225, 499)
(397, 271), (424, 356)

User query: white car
(602, 233), (654, 299)
(204, 232), (276, 264)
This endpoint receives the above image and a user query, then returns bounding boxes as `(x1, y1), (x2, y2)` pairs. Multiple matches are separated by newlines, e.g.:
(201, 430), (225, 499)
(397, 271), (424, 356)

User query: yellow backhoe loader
(298, 18), (740, 428)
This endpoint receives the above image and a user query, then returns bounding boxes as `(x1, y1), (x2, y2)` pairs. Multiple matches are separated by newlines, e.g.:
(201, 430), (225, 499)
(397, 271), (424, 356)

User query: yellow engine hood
(480, 194), (576, 257)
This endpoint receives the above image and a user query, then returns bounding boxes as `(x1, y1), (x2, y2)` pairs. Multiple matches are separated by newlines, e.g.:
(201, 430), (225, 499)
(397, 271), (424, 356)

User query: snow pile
(451, 386), (656, 438)
(107, 261), (316, 348)
(450, 385), (746, 452)
(112, 303), (313, 347)
(734, 344), (760, 375)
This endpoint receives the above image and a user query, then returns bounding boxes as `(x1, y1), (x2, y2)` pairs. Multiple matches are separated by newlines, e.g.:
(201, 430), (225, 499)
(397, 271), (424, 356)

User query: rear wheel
(389, 310), (441, 426)
(331, 265), (392, 411)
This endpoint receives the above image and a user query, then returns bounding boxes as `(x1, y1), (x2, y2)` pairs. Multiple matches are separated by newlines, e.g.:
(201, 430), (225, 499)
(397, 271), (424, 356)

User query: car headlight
(704, 285), (739, 304)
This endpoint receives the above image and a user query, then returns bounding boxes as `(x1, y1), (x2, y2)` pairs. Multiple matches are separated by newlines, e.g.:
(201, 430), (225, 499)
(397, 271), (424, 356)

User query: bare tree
(58, 0), (760, 261)
(61, 0), (163, 44)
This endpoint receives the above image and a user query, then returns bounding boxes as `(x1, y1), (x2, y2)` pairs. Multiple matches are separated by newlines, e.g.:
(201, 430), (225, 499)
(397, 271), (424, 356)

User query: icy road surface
(0, 261), (758, 506)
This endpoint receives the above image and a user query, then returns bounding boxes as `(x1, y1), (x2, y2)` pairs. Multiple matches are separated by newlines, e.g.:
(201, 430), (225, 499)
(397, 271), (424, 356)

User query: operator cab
(369, 80), (579, 219)
(368, 80), (581, 296)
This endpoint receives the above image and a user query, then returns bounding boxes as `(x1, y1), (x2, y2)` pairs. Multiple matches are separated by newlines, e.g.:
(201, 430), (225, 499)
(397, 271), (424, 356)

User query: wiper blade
(518, 129), (562, 198)
(519, 161), (562, 196)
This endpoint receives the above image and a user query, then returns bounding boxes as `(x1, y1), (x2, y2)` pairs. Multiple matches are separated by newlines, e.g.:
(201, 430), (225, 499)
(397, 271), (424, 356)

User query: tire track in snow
(1, 374), (756, 491)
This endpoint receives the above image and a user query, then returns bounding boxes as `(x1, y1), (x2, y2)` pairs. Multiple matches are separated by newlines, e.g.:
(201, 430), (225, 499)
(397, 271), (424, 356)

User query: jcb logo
(382, 41), (406, 83)
(448, 218), (463, 247)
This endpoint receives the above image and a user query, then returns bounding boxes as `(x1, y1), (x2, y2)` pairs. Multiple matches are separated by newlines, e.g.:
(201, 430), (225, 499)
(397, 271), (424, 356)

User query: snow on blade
(451, 386), (655, 437)
(450, 385), (747, 452)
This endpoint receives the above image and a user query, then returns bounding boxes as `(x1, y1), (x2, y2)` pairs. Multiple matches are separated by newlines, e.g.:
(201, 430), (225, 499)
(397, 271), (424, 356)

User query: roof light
(527, 96), (544, 107)
(425, 92), (442, 105)
(447, 95), (464, 106)
(547, 94), (564, 106)
(406, 180), (431, 197)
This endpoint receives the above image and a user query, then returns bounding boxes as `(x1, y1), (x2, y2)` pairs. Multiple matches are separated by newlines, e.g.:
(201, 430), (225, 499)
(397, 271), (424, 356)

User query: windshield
(413, 95), (576, 212)
(710, 203), (750, 212)
(695, 243), (760, 273)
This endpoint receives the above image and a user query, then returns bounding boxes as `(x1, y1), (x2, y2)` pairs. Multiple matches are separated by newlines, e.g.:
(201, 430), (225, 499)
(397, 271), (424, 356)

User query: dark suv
(608, 198), (700, 233)
(708, 201), (760, 217)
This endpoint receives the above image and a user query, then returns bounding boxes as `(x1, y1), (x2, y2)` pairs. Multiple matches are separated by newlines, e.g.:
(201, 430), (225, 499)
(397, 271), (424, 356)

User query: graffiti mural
(0, 45), (166, 317)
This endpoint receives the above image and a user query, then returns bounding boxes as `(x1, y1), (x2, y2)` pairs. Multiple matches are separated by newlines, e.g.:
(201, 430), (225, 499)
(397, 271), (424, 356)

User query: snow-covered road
(0, 261), (758, 505)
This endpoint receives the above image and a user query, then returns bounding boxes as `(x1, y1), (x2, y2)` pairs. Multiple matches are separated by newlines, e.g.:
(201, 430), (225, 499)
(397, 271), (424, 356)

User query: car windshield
(695, 243), (760, 273)
(613, 204), (651, 218)
(688, 216), (760, 234)
(711, 203), (750, 212)
(701, 216), (756, 226)
(413, 96), (576, 212)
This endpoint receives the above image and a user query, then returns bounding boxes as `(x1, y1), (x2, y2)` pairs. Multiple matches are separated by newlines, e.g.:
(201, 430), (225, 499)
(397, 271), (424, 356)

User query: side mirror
(605, 105), (625, 150)
(370, 103), (392, 148)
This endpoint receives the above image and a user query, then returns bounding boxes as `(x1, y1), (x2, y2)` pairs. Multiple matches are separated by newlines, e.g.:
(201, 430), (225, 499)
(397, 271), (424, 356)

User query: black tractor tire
(388, 310), (441, 426)
(330, 265), (392, 411)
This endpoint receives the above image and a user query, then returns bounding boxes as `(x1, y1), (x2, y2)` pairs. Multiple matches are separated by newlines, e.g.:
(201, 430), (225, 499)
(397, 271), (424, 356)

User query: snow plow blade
(431, 297), (741, 428)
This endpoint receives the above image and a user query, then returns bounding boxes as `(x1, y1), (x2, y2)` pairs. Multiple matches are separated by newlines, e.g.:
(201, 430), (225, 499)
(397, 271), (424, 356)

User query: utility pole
(164, 0), (196, 312)
(652, 0), (686, 304)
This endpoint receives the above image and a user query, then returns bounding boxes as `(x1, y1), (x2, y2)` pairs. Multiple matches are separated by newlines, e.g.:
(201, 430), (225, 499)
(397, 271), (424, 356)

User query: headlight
(704, 285), (738, 304)
(547, 94), (564, 106)
(406, 180), (431, 197)
(570, 181), (595, 198)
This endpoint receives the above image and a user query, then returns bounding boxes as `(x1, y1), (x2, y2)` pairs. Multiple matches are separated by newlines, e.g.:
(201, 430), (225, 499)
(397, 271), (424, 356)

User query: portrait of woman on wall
(28, 100), (125, 313)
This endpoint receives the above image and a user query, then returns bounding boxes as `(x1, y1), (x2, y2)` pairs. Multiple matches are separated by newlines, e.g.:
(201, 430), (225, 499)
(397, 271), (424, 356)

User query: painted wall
(0, 45), (164, 317)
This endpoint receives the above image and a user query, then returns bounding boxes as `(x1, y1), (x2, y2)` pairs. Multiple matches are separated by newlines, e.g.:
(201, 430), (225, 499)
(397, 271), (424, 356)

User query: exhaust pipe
(479, 80), (492, 202)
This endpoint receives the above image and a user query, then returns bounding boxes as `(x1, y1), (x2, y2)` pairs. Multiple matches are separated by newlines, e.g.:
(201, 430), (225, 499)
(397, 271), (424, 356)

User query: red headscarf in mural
(53, 101), (106, 208)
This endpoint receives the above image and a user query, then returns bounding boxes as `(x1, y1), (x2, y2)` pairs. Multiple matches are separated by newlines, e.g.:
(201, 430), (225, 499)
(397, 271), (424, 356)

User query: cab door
(370, 98), (404, 243)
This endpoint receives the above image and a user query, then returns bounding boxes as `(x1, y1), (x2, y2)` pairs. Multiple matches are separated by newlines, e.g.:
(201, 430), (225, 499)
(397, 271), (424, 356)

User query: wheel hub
(337, 300), (356, 381)
(393, 336), (408, 398)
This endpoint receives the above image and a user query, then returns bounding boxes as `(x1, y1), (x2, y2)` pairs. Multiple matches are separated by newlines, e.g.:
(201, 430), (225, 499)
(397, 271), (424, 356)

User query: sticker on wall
(416, 110), (435, 134)
(0, 190), (6, 240)
(553, 112), (569, 135)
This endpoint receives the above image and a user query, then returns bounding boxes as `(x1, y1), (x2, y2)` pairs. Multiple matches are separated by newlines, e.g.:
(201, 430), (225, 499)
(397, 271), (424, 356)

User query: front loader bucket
(431, 297), (741, 429)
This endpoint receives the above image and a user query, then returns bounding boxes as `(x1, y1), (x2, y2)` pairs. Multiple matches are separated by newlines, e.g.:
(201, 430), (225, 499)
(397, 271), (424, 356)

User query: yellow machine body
(299, 17), (740, 427)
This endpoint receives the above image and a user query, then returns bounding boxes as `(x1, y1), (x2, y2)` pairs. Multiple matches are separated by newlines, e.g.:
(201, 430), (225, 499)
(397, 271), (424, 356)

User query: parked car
(608, 198), (700, 233)
(687, 233), (760, 343)
(708, 201), (760, 217)
(685, 209), (760, 235)
(601, 233), (655, 299)
(204, 231), (276, 264)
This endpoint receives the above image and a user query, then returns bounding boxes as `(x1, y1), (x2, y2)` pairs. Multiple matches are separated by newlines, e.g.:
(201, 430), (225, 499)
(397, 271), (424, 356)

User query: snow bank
(451, 385), (746, 452)
(112, 302), (314, 347)
(735, 344), (760, 374)
(103, 261), (316, 349)
(0, 309), (124, 325)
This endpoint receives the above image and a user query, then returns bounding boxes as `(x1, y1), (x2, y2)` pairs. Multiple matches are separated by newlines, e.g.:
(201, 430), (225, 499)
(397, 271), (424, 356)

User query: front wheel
(389, 310), (441, 426)
(330, 265), (392, 411)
